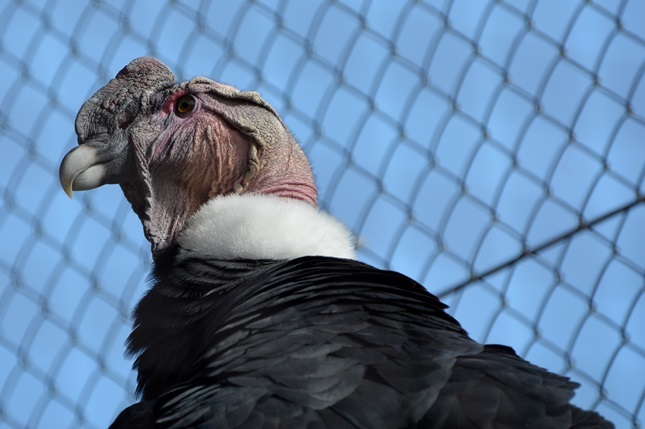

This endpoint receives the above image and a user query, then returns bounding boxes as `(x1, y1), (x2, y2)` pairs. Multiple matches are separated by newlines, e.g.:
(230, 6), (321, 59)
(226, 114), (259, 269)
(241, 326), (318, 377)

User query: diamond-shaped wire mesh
(1, 0), (644, 428)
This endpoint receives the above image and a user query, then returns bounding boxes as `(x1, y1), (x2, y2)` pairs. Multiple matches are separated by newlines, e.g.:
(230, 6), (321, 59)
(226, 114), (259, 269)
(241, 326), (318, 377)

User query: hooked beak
(59, 144), (116, 198)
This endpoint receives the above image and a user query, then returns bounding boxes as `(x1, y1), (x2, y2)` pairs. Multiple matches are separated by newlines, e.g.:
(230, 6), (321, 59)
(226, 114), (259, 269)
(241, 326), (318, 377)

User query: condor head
(60, 57), (317, 258)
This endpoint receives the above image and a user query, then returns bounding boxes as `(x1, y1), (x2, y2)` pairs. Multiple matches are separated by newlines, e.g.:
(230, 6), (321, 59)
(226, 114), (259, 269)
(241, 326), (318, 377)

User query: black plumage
(110, 251), (610, 428)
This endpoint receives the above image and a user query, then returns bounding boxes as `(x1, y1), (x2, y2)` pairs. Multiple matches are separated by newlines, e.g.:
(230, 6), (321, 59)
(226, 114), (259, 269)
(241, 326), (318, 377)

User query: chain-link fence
(1, 0), (643, 428)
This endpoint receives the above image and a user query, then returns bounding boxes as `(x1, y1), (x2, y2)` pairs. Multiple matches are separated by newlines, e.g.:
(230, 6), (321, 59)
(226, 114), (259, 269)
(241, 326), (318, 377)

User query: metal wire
(0, 0), (643, 428)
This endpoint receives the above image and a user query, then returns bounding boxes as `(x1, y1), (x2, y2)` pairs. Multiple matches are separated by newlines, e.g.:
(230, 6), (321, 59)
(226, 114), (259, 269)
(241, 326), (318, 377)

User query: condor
(60, 57), (612, 429)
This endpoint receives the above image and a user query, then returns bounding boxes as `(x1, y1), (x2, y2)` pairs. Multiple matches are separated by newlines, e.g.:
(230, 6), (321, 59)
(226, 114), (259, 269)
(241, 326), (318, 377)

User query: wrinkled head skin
(60, 57), (317, 258)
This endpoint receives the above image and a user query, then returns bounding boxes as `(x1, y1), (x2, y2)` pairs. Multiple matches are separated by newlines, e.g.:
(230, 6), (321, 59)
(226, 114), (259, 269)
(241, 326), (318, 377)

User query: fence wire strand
(1, 0), (644, 428)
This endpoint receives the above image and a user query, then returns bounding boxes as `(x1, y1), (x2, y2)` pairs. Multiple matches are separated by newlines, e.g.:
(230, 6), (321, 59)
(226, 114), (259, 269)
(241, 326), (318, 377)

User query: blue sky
(1, 0), (644, 428)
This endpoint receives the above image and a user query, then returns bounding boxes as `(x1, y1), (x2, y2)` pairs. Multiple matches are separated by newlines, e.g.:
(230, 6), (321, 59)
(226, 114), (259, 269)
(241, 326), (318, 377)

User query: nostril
(117, 100), (138, 129)
(117, 111), (135, 129)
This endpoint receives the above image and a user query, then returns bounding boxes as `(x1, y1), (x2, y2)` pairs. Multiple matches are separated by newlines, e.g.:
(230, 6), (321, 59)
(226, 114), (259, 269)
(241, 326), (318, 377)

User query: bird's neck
(174, 193), (356, 262)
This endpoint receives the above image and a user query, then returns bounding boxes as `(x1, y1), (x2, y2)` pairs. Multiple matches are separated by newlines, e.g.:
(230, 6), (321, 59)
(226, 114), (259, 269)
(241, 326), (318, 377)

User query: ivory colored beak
(59, 145), (106, 198)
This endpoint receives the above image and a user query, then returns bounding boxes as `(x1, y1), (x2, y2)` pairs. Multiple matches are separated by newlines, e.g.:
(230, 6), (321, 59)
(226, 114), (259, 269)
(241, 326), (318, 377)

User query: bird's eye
(175, 95), (195, 115)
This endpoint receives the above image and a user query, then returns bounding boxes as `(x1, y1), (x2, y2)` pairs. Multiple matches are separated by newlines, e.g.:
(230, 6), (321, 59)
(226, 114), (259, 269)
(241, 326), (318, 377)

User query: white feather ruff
(177, 194), (356, 260)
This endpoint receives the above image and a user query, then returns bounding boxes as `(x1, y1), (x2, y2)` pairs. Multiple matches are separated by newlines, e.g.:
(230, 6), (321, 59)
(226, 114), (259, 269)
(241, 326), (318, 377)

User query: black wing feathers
(114, 256), (612, 428)
(123, 256), (477, 427)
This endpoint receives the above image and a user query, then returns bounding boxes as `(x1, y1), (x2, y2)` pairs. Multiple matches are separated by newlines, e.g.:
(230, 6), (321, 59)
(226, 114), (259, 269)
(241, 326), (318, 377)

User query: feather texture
(111, 254), (613, 428)
(177, 194), (356, 261)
